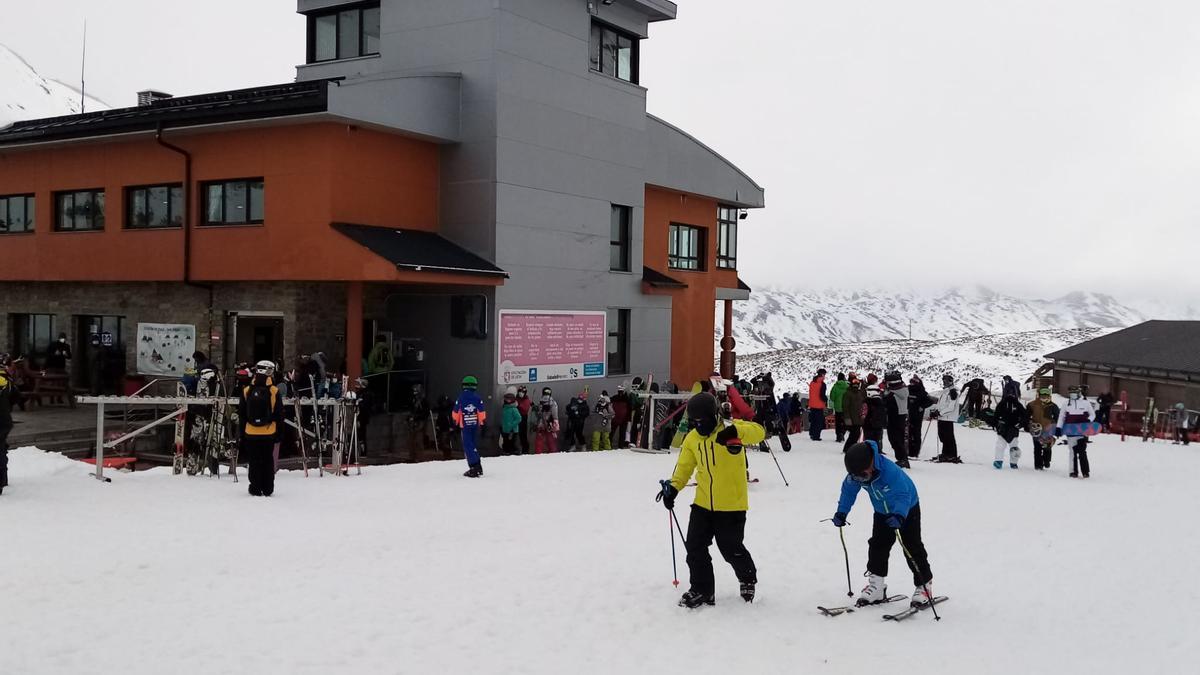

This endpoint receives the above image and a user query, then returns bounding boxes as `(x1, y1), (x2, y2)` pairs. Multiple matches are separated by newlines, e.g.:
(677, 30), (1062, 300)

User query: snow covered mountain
(0, 44), (107, 126)
(737, 327), (1112, 396)
(723, 286), (1194, 355)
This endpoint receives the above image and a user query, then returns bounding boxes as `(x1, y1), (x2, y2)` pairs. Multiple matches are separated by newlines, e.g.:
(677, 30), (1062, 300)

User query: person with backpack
(832, 441), (936, 609)
(593, 392), (614, 450)
(883, 372), (910, 468)
(564, 393), (590, 452)
(863, 383), (887, 448)
(929, 374), (962, 463)
(239, 360), (284, 497)
(829, 373), (849, 443)
(452, 376), (487, 477)
(841, 373), (865, 452)
(992, 389), (1029, 470)
(808, 370), (828, 441)
(535, 388), (560, 454)
(1026, 388), (1060, 470)
(656, 392), (767, 608)
(1056, 385), (1096, 478)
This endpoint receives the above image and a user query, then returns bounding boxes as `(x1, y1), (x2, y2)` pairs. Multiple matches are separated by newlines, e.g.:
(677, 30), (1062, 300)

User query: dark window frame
(53, 189), (106, 232)
(125, 183), (184, 230)
(200, 178), (265, 227)
(0, 193), (36, 234)
(609, 204), (631, 272)
(716, 206), (738, 270)
(668, 223), (705, 271)
(306, 2), (382, 64)
(11, 313), (56, 366)
(589, 19), (640, 84)
(607, 308), (631, 376)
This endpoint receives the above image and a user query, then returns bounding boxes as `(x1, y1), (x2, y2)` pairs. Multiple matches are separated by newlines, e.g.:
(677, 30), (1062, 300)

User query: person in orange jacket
(808, 369), (828, 441)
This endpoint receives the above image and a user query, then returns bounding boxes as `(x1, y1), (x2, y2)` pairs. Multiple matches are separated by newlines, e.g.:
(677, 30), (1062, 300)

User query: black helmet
(686, 392), (720, 420)
(845, 442), (875, 476)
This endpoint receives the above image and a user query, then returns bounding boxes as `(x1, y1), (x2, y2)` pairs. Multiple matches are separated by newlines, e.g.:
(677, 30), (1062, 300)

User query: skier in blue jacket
(453, 375), (487, 478)
(832, 440), (935, 607)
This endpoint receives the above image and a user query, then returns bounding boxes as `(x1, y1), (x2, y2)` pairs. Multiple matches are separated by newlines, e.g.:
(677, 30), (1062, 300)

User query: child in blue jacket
(832, 440), (934, 607)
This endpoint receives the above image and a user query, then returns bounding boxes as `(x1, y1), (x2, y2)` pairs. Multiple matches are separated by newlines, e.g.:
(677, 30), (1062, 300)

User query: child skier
(929, 373), (961, 463)
(565, 393), (590, 451)
(862, 384), (887, 448)
(833, 441), (935, 608)
(501, 389), (522, 455)
(657, 392), (766, 608)
(535, 388), (559, 454)
(993, 389), (1028, 469)
(1025, 388), (1060, 470)
(1056, 386), (1095, 478)
(593, 392), (614, 450)
(452, 375), (487, 477)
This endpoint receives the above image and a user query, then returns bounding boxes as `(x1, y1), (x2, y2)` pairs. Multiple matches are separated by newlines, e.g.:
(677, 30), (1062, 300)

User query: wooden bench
(31, 372), (76, 408)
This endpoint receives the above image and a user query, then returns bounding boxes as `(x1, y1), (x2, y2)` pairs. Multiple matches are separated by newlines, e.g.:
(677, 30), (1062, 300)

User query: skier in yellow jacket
(657, 392), (766, 608)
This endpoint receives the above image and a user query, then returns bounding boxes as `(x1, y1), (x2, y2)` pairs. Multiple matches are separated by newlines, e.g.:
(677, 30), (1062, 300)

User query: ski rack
(76, 395), (344, 482)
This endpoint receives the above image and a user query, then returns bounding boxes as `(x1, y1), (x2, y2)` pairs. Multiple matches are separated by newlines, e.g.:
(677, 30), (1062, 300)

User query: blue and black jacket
(836, 440), (919, 517)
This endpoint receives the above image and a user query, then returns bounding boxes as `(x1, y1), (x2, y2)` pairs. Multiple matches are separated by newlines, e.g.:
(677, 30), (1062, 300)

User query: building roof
(1044, 320), (1200, 375)
(0, 81), (331, 146)
(332, 223), (507, 278)
(642, 266), (688, 288)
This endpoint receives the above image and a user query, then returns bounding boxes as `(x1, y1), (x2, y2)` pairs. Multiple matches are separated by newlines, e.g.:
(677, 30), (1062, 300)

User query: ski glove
(656, 480), (678, 510)
(883, 514), (904, 530)
(715, 425), (743, 454)
(831, 511), (848, 528)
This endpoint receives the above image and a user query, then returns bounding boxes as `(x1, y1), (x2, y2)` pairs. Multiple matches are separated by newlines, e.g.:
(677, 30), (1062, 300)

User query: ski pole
(922, 418), (933, 444)
(838, 526), (854, 597)
(668, 510), (679, 587)
(895, 529), (940, 621)
(765, 438), (789, 486)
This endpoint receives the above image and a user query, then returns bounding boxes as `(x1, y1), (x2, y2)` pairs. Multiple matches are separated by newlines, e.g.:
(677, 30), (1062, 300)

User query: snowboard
(1060, 422), (1103, 437)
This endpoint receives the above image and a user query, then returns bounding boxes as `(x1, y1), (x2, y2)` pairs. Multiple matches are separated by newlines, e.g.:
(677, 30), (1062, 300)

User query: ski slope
(1, 429), (1194, 674)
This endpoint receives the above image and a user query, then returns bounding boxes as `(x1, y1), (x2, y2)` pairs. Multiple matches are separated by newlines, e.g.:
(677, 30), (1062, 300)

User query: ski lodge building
(0, 0), (763, 403)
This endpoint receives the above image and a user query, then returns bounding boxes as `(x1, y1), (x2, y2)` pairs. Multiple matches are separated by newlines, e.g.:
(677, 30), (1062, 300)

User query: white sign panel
(136, 323), (197, 377)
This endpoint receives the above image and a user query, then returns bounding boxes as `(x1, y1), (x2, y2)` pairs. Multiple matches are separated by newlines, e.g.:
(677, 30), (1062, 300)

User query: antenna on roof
(80, 19), (88, 113)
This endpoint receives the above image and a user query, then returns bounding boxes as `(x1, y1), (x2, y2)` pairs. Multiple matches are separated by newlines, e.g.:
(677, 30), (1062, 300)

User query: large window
(126, 184), (183, 229)
(607, 308), (630, 375)
(610, 204), (631, 272)
(202, 179), (264, 226)
(717, 206), (738, 269)
(589, 21), (639, 84)
(0, 194), (35, 234)
(309, 3), (381, 63)
(54, 189), (105, 231)
(668, 223), (704, 271)
(11, 313), (56, 366)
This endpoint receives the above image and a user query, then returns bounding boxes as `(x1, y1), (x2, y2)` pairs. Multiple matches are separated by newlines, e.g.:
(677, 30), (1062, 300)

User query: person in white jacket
(1056, 386), (1096, 478)
(929, 373), (961, 463)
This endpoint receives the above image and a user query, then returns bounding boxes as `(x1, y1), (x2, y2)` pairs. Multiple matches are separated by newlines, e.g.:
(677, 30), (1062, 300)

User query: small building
(0, 0), (763, 404)
(1044, 320), (1200, 411)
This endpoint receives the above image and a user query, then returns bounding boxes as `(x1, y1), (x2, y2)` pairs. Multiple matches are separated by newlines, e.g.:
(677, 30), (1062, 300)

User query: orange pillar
(719, 299), (736, 379)
(346, 281), (364, 379)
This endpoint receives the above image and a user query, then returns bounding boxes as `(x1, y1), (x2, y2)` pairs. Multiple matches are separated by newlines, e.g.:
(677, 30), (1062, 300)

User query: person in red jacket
(515, 385), (533, 454)
(808, 369), (829, 441)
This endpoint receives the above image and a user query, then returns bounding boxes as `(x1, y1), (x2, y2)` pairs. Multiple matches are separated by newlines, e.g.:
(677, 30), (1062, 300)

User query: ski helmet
(687, 392), (721, 437)
(1176, 402), (1186, 410)
(461, 375), (478, 389)
(254, 360), (275, 375)
(942, 373), (954, 386)
(505, 386), (518, 397)
(542, 386), (552, 397)
(866, 384), (881, 398)
(845, 442), (875, 477)
(1038, 387), (1052, 397)
(884, 370), (903, 385)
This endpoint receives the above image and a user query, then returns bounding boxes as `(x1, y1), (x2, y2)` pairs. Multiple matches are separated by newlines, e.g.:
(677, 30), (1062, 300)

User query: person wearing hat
(564, 391), (591, 452)
(833, 441), (935, 608)
(829, 373), (849, 443)
(808, 369), (829, 441)
(592, 392), (614, 450)
(611, 385), (631, 449)
(515, 385), (532, 454)
(657, 392), (767, 608)
(239, 360), (284, 496)
(882, 371), (910, 468)
(452, 375), (487, 477)
(535, 386), (560, 454)
(1025, 388), (1060, 470)
(1173, 403), (1193, 446)
(501, 388), (522, 455)
(862, 383), (887, 449)
(1056, 385), (1095, 477)
(841, 373), (865, 452)
(992, 386), (1028, 470)
(929, 374), (962, 463)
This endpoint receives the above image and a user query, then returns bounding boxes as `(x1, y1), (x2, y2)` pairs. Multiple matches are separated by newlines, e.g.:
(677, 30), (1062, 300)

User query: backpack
(245, 384), (273, 427)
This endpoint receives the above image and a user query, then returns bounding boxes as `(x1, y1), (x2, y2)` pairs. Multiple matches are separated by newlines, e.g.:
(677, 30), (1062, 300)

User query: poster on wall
(497, 310), (606, 385)
(136, 323), (197, 377)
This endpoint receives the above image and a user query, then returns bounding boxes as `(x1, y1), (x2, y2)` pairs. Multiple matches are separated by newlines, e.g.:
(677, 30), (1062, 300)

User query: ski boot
(463, 464), (483, 478)
(897, 459), (911, 469)
(1010, 463), (1018, 469)
(993, 460), (1003, 470)
(911, 582), (934, 608)
(740, 582), (756, 603)
(678, 591), (715, 609)
(855, 573), (887, 607)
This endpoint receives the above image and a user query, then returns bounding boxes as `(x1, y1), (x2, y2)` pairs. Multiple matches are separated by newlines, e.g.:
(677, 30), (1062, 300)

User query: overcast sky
(4, 0), (1197, 301)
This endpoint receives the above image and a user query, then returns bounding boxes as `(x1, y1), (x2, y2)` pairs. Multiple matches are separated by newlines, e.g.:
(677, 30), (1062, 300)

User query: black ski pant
(517, 416), (530, 454)
(834, 414), (846, 442)
(1071, 438), (1091, 476)
(907, 414), (925, 457)
(685, 505), (756, 596)
(843, 424), (862, 452)
(1032, 436), (1052, 469)
(808, 408), (826, 440)
(937, 421), (957, 459)
(567, 421), (586, 448)
(863, 426), (883, 448)
(867, 504), (932, 587)
(0, 422), (10, 487)
(886, 418), (909, 462)
(242, 435), (276, 496)
(1177, 428), (1191, 446)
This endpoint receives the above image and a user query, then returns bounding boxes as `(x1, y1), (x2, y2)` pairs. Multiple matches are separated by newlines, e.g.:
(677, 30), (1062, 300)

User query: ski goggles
(850, 470), (873, 483)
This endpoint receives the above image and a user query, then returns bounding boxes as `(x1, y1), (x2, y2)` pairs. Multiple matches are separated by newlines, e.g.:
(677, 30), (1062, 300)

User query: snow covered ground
(2, 429), (1195, 674)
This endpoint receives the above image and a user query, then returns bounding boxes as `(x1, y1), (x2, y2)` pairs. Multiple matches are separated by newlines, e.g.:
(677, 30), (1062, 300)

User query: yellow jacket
(670, 419), (766, 512)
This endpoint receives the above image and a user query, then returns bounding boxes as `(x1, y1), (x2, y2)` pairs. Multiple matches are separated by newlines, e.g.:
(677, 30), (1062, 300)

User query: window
(0, 194), (35, 233)
(717, 206), (738, 269)
(609, 204), (631, 272)
(589, 21), (639, 83)
(54, 189), (105, 231)
(202, 179), (264, 226)
(607, 308), (630, 375)
(308, 3), (381, 63)
(668, 223), (705, 271)
(11, 313), (56, 366)
(126, 184), (183, 229)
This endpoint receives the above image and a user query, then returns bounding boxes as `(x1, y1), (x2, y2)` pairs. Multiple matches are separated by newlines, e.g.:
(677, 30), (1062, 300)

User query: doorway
(225, 312), (284, 369)
(75, 315), (125, 394)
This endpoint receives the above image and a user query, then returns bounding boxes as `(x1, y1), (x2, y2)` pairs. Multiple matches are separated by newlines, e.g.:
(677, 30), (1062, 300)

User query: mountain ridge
(1, 43), (108, 126)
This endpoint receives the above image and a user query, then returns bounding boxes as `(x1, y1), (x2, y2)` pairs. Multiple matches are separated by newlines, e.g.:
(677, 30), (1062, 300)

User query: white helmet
(254, 360), (276, 375)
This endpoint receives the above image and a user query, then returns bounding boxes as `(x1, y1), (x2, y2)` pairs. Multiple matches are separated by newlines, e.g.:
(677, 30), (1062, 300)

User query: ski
(172, 382), (187, 475)
(882, 595), (949, 622)
(818, 595), (907, 617)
